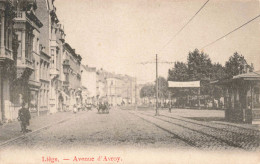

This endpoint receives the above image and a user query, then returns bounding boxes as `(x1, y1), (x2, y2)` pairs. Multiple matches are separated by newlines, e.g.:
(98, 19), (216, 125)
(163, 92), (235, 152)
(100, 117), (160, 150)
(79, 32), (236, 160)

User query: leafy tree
(168, 62), (190, 101)
(168, 62), (189, 81)
(187, 49), (212, 81)
(225, 52), (253, 78)
(211, 63), (227, 80)
(158, 76), (168, 99)
(210, 63), (226, 100)
(140, 84), (155, 98)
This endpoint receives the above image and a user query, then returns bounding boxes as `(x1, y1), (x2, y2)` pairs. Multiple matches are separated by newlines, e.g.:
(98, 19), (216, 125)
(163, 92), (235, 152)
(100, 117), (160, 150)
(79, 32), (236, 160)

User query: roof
(211, 70), (260, 85)
(233, 70), (260, 79)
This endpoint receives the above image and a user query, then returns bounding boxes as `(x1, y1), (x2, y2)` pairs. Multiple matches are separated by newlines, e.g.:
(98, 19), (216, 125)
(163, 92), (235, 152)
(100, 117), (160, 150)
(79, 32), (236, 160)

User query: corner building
(0, 0), (18, 122)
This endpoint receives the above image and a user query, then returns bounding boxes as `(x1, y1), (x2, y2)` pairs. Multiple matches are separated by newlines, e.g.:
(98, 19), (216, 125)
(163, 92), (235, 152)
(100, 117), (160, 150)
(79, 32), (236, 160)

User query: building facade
(81, 65), (96, 105)
(13, 0), (43, 117)
(96, 69), (136, 106)
(96, 69), (107, 102)
(36, 0), (65, 113)
(62, 43), (82, 111)
(39, 46), (50, 115)
(0, 0), (18, 122)
(107, 76), (123, 106)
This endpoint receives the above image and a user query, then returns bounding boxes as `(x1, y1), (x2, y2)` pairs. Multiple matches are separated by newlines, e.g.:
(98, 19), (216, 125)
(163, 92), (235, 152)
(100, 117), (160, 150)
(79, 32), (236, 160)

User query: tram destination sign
(168, 81), (200, 88)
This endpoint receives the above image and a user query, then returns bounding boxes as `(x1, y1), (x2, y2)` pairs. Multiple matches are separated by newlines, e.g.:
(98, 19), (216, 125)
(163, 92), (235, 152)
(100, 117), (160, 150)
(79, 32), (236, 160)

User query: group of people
(73, 103), (94, 114)
(97, 101), (110, 113)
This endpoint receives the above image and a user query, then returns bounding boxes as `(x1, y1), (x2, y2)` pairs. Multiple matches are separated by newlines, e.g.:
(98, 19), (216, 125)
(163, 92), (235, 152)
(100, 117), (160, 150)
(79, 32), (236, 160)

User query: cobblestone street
(1, 108), (260, 164)
(1, 108), (259, 151)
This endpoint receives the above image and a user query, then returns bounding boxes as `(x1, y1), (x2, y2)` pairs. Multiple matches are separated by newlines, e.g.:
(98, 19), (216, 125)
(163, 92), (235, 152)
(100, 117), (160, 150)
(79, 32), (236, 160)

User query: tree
(210, 63), (226, 101)
(168, 62), (189, 81)
(168, 61), (188, 97)
(140, 84), (155, 99)
(211, 63), (227, 80)
(225, 52), (253, 78)
(187, 49), (212, 81)
(158, 76), (168, 99)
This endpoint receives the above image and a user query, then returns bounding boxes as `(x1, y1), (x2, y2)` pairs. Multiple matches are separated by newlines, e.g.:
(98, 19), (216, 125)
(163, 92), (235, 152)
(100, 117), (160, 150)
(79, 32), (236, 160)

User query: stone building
(62, 43), (82, 111)
(12, 0), (43, 117)
(96, 69), (136, 106)
(35, 0), (65, 113)
(121, 75), (136, 104)
(106, 76), (123, 106)
(96, 69), (107, 102)
(38, 46), (50, 115)
(81, 65), (96, 105)
(0, 0), (18, 122)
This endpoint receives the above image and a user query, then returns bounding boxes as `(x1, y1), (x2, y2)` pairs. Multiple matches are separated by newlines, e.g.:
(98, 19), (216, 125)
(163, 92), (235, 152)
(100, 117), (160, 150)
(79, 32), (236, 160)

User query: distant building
(62, 43), (82, 111)
(121, 75), (136, 104)
(81, 65), (96, 105)
(96, 69), (136, 105)
(96, 69), (107, 101)
(107, 76), (123, 106)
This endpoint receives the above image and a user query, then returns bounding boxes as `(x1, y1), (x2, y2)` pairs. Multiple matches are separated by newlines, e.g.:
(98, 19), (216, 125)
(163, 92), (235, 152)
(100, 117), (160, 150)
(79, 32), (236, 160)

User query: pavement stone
(0, 111), (73, 144)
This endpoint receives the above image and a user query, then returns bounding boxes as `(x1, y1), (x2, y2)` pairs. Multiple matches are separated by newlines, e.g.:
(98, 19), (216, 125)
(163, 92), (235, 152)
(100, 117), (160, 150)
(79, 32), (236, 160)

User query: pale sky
(55, 0), (260, 84)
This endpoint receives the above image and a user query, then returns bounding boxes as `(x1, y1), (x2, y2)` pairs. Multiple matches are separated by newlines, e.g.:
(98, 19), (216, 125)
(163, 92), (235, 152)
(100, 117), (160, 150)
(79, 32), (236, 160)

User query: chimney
(250, 63), (254, 72)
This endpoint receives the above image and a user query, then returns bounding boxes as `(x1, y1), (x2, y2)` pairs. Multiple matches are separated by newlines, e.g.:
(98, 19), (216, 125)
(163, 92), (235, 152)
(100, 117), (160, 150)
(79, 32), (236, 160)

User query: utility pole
(155, 54), (159, 116)
(198, 87), (201, 110)
(135, 77), (137, 110)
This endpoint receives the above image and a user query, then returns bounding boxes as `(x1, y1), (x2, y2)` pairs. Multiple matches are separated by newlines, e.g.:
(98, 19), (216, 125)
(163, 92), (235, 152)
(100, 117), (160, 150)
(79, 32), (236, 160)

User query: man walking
(18, 102), (31, 133)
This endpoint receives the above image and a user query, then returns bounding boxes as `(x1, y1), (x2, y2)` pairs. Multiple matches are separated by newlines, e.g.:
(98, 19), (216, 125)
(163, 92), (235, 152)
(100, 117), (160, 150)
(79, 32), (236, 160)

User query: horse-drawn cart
(97, 102), (110, 114)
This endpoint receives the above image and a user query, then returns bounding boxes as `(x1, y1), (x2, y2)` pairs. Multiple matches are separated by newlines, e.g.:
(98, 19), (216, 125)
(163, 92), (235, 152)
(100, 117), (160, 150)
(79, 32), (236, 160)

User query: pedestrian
(73, 104), (77, 114)
(18, 102), (31, 133)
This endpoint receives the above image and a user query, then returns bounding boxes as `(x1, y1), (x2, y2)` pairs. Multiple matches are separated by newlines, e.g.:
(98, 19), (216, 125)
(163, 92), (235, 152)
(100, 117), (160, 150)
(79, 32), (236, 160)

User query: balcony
(14, 11), (42, 29)
(63, 59), (70, 74)
(0, 48), (13, 62)
(28, 80), (41, 88)
(14, 11), (26, 20)
(59, 34), (65, 43)
(63, 81), (69, 87)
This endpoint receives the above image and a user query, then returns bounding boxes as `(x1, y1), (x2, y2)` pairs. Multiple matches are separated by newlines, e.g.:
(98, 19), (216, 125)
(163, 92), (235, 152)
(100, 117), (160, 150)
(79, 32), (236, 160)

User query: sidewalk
(0, 111), (73, 145)
(158, 109), (260, 131)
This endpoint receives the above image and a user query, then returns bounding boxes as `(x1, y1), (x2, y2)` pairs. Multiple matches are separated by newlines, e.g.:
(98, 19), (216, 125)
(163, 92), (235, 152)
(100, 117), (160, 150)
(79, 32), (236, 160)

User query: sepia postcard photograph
(0, 0), (260, 163)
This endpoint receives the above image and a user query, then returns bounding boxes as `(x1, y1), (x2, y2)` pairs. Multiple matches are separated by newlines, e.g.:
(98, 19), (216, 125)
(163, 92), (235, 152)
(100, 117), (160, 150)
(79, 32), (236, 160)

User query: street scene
(0, 0), (260, 163)
(1, 108), (260, 151)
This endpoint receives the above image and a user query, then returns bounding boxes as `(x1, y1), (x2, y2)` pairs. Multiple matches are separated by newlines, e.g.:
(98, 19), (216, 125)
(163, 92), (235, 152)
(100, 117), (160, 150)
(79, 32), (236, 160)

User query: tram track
(149, 112), (260, 148)
(158, 112), (260, 134)
(139, 112), (246, 149)
(131, 111), (253, 150)
(130, 112), (197, 148)
(156, 113), (260, 149)
(0, 117), (72, 149)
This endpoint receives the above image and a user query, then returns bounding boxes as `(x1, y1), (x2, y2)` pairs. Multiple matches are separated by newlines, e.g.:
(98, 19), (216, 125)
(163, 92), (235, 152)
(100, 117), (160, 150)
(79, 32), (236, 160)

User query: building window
(56, 48), (59, 69)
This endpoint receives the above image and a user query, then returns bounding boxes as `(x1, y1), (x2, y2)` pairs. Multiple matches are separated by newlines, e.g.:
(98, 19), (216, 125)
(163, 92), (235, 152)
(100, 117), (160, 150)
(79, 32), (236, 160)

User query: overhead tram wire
(202, 13), (260, 49)
(158, 0), (210, 53)
(138, 0), (210, 66)
(139, 1), (210, 116)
